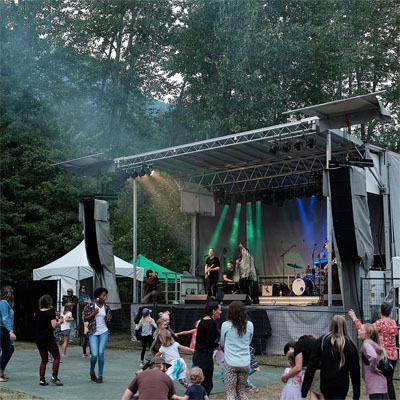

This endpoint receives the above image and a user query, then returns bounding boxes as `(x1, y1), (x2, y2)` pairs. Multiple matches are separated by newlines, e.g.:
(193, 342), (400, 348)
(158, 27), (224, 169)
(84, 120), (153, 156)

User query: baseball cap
(67, 288), (73, 293)
(150, 356), (164, 365)
(142, 308), (151, 316)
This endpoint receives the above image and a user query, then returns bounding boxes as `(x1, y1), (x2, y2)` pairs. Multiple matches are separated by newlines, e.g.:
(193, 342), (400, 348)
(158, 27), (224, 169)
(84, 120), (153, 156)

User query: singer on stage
(205, 248), (220, 299)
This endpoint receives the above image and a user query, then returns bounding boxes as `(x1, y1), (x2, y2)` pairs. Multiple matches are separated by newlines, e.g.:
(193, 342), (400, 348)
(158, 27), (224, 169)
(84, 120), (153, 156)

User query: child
(156, 329), (194, 388)
(137, 308), (157, 367)
(173, 367), (209, 400)
(175, 320), (200, 350)
(280, 352), (304, 400)
(59, 302), (74, 357)
(245, 346), (260, 393)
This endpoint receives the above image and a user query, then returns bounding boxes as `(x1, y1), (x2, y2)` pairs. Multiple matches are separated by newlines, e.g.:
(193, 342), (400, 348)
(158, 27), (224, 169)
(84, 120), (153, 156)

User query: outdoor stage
(128, 302), (354, 357)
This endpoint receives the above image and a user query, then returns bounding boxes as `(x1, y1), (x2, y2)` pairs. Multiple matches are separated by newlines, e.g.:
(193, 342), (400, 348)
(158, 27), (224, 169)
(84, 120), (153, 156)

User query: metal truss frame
(114, 117), (318, 169)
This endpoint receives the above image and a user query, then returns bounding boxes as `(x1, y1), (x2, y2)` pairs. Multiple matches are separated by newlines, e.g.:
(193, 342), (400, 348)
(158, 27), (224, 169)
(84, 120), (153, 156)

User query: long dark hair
(226, 301), (248, 336)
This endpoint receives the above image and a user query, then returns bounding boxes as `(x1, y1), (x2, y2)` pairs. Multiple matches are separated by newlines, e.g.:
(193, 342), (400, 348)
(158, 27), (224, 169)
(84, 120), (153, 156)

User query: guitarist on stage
(205, 248), (220, 299)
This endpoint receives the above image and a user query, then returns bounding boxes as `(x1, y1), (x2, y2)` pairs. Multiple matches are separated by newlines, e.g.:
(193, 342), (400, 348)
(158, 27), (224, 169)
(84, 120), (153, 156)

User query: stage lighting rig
(282, 141), (292, 152)
(293, 139), (304, 151)
(306, 137), (316, 148)
(269, 143), (280, 155)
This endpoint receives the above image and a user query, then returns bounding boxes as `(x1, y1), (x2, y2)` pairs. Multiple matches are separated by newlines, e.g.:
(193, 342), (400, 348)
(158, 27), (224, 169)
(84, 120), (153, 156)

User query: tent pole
(133, 179), (138, 304)
(326, 131), (333, 306)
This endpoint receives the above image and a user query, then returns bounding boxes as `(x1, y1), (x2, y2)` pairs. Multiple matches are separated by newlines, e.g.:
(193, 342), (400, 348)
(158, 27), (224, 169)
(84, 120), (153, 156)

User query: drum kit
(286, 259), (327, 296)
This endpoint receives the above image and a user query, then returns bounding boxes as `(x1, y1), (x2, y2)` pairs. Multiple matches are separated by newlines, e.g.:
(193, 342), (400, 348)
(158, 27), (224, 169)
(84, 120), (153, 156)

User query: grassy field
(7, 339), (400, 400)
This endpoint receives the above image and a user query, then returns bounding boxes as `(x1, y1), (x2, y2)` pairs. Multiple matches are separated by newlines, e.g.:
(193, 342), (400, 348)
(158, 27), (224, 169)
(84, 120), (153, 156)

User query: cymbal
(287, 263), (303, 269)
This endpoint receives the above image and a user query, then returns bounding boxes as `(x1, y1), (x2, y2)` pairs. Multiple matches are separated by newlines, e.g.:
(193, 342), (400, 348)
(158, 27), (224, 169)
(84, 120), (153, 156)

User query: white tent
(33, 241), (144, 301)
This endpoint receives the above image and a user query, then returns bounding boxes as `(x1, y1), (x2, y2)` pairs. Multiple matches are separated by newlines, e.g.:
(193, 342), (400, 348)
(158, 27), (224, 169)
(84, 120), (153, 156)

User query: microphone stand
(280, 245), (296, 288)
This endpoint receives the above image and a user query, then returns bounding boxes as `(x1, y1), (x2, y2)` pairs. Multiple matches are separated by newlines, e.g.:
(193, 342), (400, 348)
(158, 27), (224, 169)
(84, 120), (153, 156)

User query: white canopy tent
(33, 241), (144, 303)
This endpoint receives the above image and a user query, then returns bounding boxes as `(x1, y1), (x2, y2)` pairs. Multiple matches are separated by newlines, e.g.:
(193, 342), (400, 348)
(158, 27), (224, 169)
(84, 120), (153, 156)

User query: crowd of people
(0, 283), (399, 400)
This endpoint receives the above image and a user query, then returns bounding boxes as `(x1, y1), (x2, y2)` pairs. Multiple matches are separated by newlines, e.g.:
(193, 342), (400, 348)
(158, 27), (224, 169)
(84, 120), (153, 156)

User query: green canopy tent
(130, 254), (182, 281)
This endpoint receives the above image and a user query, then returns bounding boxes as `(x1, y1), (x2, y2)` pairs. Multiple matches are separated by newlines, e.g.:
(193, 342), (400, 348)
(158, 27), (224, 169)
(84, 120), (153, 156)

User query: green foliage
(0, 0), (399, 285)
(0, 76), (91, 280)
(111, 176), (191, 273)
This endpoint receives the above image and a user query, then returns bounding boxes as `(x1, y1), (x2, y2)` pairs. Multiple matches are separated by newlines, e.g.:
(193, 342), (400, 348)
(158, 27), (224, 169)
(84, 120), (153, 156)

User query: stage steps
(259, 296), (321, 306)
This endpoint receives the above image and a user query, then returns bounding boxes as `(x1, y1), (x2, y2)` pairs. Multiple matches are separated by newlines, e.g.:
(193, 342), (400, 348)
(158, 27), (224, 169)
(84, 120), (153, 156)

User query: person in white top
(83, 287), (111, 384)
(156, 329), (194, 388)
(60, 303), (74, 357)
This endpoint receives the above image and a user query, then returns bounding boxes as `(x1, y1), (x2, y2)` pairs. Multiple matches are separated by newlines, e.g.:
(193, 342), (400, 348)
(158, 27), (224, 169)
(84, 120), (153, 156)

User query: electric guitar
(206, 264), (214, 278)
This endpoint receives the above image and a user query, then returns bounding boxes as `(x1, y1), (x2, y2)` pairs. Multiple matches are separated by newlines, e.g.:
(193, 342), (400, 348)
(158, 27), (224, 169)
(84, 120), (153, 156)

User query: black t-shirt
(35, 308), (57, 347)
(293, 337), (317, 367)
(195, 318), (219, 354)
(185, 384), (207, 399)
(206, 256), (220, 278)
(223, 269), (234, 281)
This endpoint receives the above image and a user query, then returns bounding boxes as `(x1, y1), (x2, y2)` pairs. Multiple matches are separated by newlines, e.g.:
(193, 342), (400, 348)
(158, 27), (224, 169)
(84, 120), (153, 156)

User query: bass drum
(291, 277), (314, 296)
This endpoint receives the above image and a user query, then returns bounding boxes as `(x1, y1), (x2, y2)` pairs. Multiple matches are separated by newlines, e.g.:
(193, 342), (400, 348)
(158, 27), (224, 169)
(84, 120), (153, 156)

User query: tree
(0, 76), (90, 280)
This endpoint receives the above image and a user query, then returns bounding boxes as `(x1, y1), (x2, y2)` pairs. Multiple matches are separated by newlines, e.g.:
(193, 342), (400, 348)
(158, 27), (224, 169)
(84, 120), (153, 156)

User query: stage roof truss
(111, 93), (391, 194)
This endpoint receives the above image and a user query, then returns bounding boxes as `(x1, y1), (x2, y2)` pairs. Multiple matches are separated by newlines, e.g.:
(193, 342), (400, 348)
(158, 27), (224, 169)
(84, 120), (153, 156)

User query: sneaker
(139, 362), (144, 368)
(97, 376), (103, 383)
(82, 354), (87, 358)
(50, 377), (63, 386)
(39, 380), (48, 386)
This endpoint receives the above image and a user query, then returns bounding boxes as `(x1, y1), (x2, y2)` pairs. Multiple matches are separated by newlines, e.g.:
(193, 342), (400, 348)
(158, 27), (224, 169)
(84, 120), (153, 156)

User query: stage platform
(258, 295), (321, 306)
(127, 302), (355, 357)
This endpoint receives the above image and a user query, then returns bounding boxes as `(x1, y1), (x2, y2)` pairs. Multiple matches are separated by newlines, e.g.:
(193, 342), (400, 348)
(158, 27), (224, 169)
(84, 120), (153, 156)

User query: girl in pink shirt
(176, 320), (200, 350)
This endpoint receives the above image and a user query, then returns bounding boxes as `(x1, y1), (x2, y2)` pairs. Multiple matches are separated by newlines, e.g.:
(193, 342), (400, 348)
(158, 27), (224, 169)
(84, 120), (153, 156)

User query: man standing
(62, 288), (78, 344)
(205, 248), (220, 299)
(236, 243), (257, 297)
(120, 356), (175, 400)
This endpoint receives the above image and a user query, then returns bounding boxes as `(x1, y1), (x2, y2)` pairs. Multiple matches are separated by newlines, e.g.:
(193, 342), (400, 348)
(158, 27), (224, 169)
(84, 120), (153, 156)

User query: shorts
(310, 369), (322, 395)
(61, 329), (70, 337)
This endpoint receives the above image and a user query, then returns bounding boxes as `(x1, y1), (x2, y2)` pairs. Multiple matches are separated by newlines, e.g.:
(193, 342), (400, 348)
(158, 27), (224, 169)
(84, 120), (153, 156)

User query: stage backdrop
(199, 197), (327, 277)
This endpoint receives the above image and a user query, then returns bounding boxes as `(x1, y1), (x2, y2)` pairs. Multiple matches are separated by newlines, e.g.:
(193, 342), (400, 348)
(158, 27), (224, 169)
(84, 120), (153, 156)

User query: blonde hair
(159, 311), (170, 321)
(140, 315), (154, 326)
(361, 323), (386, 357)
(322, 315), (352, 368)
(159, 329), (175, 347)
(188, 367), (204, 385)
(63, 302), (73, 313)
(156, 318), (168, 328)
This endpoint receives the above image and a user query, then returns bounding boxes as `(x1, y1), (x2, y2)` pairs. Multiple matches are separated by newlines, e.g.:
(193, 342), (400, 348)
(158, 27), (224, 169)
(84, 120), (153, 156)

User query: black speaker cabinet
(222, 294), (250, 305)
(330, 167), (358, 259)
(185, 294), (208, 304)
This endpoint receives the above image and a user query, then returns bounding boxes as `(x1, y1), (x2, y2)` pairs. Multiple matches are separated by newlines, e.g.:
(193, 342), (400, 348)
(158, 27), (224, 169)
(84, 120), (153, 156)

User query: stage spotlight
(293, 139), (304, 151)
(132, 170), (139, 179)
(305, 186), (313, 198)
(139, 166), (146, 177)
(224, 195), (232, 206)
(306, 137), (315, 148)
(269, 143), (279, 155)
(282, 141), (292, 152)
(295, 187), (304, 199)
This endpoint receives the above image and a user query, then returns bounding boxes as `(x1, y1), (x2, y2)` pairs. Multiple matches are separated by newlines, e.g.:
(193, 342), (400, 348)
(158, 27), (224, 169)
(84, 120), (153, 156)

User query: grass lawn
(6, 340), (399, 400)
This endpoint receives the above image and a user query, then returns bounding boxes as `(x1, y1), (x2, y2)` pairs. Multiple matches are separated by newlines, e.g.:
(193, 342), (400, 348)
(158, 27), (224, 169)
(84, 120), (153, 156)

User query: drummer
(222, 262), (239, 294)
